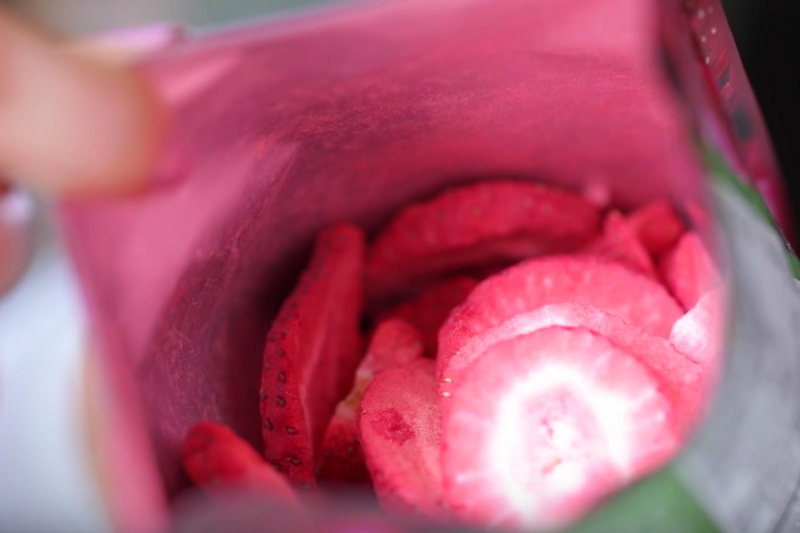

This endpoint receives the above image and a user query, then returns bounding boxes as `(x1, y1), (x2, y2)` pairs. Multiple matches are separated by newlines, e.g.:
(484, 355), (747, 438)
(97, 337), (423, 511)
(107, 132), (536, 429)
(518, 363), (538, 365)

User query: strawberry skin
(182, 421), (298, 504)
(437, 256), (683, 383)
(441, 327), (678, 530)
(367, 180), (601, 300)
(320, 319), (424, 484)
(628, 200), (685, 255)
(659, 232), (721, 310)
(583, 211), (655, 276)
(358, 359), (445, 517)
(383, 276), (479, 356)
(260, 224), (365, 485)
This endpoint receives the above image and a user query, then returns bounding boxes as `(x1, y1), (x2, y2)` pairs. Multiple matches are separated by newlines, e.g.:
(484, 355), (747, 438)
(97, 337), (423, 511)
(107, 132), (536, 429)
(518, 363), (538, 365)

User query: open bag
(57, 0), (800, 531)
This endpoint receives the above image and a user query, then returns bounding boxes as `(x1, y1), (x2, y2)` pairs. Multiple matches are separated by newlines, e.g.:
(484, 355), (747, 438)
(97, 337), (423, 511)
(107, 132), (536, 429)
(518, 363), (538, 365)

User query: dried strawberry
(260, 224), (365, 485)
(358, 359), (445, 517)
(182, 421), (298, 504)
(382, 276), (479, 356)
(659, 232), (721, 310)
(683, 199), (713, 236)
(437, 256), (683, 383)
(441, 328), (678, 530)
(670, 288), (726, 369)
(582, 211), (655, 276)
(628, 201), (685, 255)
(320, 319), (424, 484)
(439, 302), (704, 435)
(367, 181), (601, 300)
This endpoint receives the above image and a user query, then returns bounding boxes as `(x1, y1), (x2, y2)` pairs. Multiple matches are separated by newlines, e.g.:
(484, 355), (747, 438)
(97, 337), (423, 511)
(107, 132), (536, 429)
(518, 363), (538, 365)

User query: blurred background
(5, 0), (339, 33)
(4, 0), (798, 226)
(721, 0), (800, 231)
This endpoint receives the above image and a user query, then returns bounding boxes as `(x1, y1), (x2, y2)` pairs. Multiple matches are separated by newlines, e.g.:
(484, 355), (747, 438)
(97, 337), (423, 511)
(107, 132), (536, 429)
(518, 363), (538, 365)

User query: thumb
(0, 11), (165, 197)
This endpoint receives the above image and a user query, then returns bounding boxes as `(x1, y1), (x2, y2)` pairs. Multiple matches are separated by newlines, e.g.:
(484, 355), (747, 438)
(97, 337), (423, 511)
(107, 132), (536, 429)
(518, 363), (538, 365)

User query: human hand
(0, 8), (165, 196)
(0, 9), (166, 293)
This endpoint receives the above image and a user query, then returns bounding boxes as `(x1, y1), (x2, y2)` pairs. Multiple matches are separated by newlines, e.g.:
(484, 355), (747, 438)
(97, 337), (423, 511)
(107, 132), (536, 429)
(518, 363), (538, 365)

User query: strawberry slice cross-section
(358, 358), (445, 517)
(670, 288), (726, 370)
(582, 211), (656, 276)
(320, 318), (424, 484)
(259, 224), (365, 485)
(441, 327), (679, 530)
(382, 276), (479, 356)
(437, 256), (684, 384)
(440, 302), (705, 436)
(182, 421), (298, 505)
(659, 232), (721, 310)
(627, 200), (685, 256)
(367, 180), (601, 301)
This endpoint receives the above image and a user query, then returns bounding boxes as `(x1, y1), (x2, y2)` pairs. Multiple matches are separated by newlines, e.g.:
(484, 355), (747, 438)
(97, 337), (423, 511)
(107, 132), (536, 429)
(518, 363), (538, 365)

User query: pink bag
(59, 0), (798, 531)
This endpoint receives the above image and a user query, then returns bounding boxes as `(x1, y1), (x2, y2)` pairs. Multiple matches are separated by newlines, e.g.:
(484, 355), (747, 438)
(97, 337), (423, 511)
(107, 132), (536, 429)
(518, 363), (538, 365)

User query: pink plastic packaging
(58, 0), (787, 530)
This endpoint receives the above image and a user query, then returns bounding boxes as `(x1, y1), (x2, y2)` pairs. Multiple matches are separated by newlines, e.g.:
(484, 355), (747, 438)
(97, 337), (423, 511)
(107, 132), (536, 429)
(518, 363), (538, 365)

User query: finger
(0, 11), (166, 197)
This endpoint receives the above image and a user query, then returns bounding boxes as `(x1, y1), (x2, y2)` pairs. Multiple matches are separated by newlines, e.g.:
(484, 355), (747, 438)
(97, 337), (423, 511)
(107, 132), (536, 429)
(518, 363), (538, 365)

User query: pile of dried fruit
(180, 180), (723, 530)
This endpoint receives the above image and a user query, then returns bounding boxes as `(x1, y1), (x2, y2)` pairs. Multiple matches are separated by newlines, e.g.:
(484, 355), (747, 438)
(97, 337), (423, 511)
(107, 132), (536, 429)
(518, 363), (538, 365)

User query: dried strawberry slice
(440, 302), (704, 435)
(260, 224), (365, 485)
(182, 421), (298, 504)
(359, 359), (445, 517)
(382, 276), (479, 356)
(437, 256), (683, 381)
(628, 201), (685, 255)
(683, 200), (713, 237)
(659, 232), (721, 310)
(670, 288), (726, 370)
(441, 328), (679, 530)
(367, 181), (600, 300)
(320, 319), (424, 483)
(582, 211), (655, 276)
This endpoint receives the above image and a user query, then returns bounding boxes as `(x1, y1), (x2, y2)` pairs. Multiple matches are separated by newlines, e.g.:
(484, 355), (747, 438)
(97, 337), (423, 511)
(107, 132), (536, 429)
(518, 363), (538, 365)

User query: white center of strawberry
(490, 361), (654, 525)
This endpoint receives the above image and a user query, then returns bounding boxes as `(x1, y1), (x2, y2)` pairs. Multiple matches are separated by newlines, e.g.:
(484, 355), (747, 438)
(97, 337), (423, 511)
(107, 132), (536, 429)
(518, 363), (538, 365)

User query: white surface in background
(0, 228), (109, 532)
